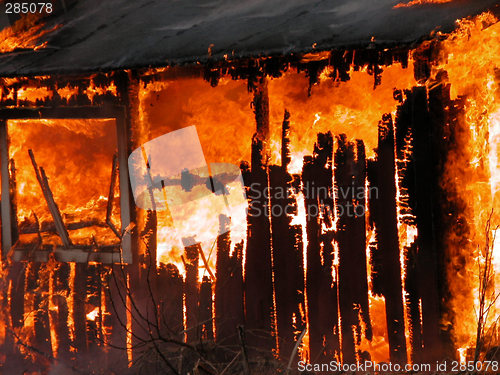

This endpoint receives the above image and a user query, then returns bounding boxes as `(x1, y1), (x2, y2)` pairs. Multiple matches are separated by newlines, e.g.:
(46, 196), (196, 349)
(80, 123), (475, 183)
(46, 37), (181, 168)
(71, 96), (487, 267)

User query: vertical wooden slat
(374, 115), (407, 364)
(0, 119), (12, 256)
(183, 240), (200, 343)
(50, 262), (71, 362)
(215, 215), (244, 347)
(86, 264), (102, 358)
(129, 208), (157, 364)
(104, 266), (128, 371)
(411, 87), (443, 363)
(334, 135), (358, 364)
(8, 159), (18, 246)
(405, 241), (423, 363)
(33, 262), (52, 358)
(270, 110), (306, 359)
(245, 80), (274, 353)
(157, 263), (184, 338)
(303, 132), (339, 363)
(72, 263), (88, 361)
(199, 276), (213, 340)
(352, 140), (372, 343)
(9, 262), (25, 329)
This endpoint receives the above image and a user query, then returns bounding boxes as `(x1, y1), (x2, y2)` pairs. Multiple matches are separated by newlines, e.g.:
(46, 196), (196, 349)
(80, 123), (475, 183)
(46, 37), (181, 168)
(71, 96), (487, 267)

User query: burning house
(0, 0), (499, 373)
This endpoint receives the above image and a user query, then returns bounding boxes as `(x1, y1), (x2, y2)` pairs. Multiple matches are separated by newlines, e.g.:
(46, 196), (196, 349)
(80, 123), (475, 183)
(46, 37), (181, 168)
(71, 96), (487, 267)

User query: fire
(136, 12), (500, 358)
(86, 307), (99, 321)
(393, 0), (454, 8)
(137, 58), (417, 362)
(0, 13), (61, 53)
(429, 11), (500, 352)
(9, 119), (121, 246)
(1, 2), (499, 369)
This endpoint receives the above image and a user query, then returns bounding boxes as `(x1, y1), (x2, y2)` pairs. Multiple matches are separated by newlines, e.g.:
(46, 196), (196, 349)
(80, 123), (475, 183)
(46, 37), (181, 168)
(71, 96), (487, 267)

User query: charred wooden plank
(303, 132), (340, 362)
(0, 119), (13, 256)
(373, 115), (407, 364)
(428, 73), (457, 360)
(127, 208), (158, 363)
(25, 262), (52, 370)
(104, 265), (128, 370)
(245, 80), (274, 353)
(199, 276), (213, 340)
(405, 241), (423, 363)
(334, 135), (361, 363)
(269, 113), (306, 360)
(106, 153), (121, 240)
(215, 215), (245, 348)
(157, 263), (184, 338)
(411, 86), (443, 362)
(50, 262), (71, 362)
(352, 141), (372, 341)
(72, 263), (88, 360)
(19, 219), (108, 234)
(183, 239), (200, 343)
(302, 155), (325, 362)
(8, 159), (18, 246)
(86, 265), (103, 355)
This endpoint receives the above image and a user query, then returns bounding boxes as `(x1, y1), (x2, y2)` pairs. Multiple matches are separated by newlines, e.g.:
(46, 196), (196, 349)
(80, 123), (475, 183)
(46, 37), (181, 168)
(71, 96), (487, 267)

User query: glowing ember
(393, 0), (454, 8)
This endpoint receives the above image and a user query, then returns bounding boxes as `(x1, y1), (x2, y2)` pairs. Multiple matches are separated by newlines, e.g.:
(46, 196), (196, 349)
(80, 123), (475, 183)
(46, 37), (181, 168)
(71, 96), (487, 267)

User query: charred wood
(372, 115), (407, 364)
(157, 263), (184, 338)
(335, 135), (371, 363)
(104, 266), (128, 370)
(19, 219), (108, 235)
(72, 263), (88, 361)
(215, 215), (244, 348)
(50, 262), (71, 362)
(411, 86), (444, 362)
(405, 241), (423, 364)
(199, 276), (213, 340)
(303, 131), (340, 363)
(183, 239), (201, 343)
(245, 80), (274, 353)
(8, 159), (18, 245)
(269, 111), (305, 359)
(85, 264), (102, 354)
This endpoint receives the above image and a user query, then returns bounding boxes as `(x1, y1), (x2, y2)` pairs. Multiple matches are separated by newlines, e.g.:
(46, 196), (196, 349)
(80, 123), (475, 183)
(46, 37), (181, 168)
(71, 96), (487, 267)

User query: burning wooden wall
(0, 9), (499, 375)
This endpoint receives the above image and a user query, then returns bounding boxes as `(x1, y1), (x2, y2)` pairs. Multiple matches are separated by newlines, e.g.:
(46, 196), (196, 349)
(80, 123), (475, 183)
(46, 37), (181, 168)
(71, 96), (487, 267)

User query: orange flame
(0, 13), (61, 53)
(393, 0), (454, 8)
(431, 11), (500, 352)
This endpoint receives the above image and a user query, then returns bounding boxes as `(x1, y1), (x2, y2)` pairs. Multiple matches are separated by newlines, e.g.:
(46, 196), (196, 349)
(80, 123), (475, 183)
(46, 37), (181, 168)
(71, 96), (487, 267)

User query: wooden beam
(157, 263), (184, 338)
(374, 115), (407, 365)
(199, 276), (213, 340)
(50, 262), (71, 362)
(411, 87), (443, 363)
(0, 119), (12, 257)
(72, 263), (88, 362)
(115, 108), (133, 264)
(269, 113), (306, 359)
(0, 106), (124, 120)
(304, 132), (340, 363)
(244, 80), (274, 354)
(106, 153), (122, 240)
(183, 240), (200, 343)
(29, 150), (72, 248)
(215, 215), (244, 348)
(334, 135), (358, 364)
